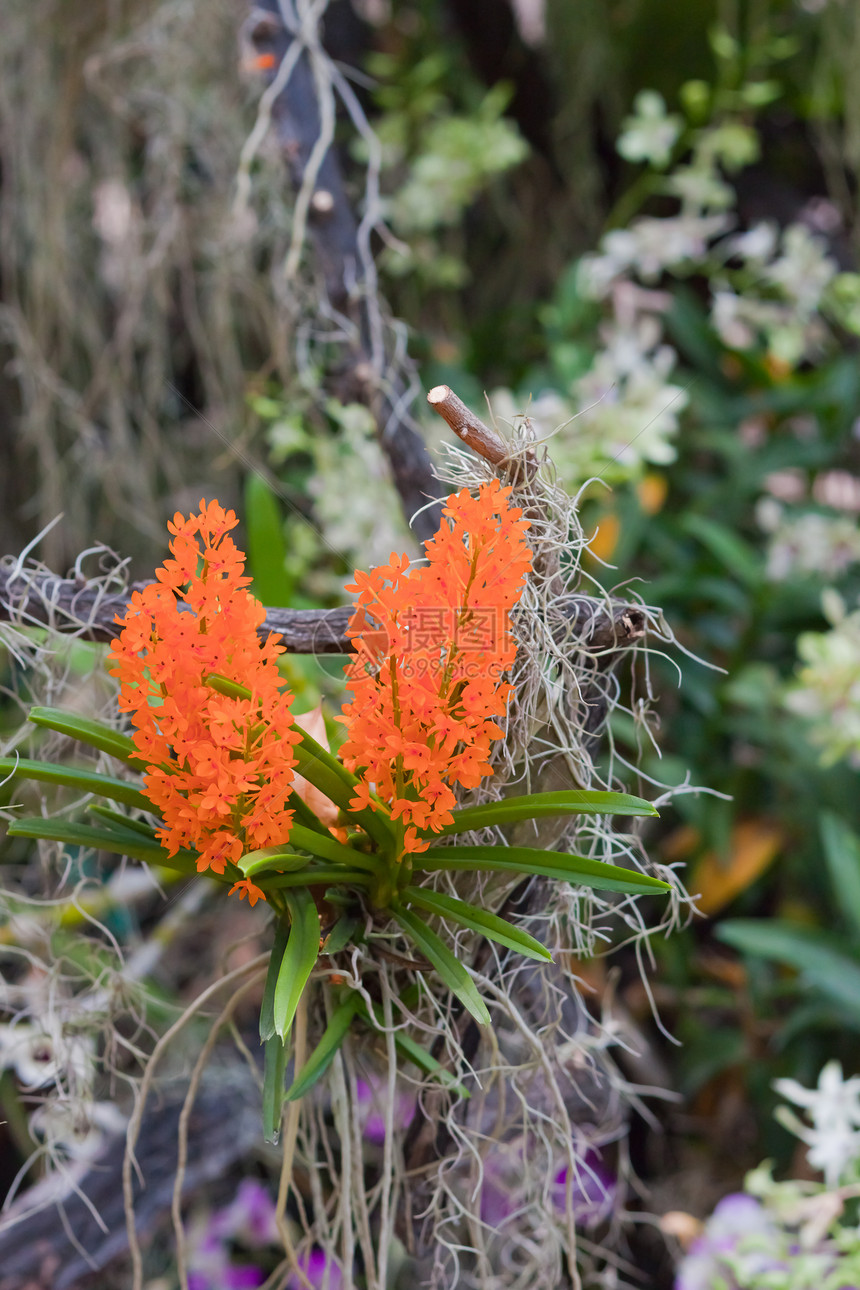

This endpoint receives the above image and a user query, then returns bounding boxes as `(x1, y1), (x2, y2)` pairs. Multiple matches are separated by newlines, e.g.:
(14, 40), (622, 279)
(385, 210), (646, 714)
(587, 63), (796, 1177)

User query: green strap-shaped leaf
(89, 805), (159, 838)
(415, 845), (671, 896)
(262, 1034), (287, 1144)
(402, 885), (552, 962)
(257, 867), (371, 891)
(0, 757), (152, 812)
(285, 993), (363, 1102)
(239, 848), (313, 880)
(389, 905), (491, 1027)
(287, 788), (335, 835)
(289, 822), (379, 873)
(323, 912), (360, 955)
(435, 789), (658, 836)
(292, 734), (393, 850)
(6, 818), (204, 878)
(273, 891), (321, 1039)
(28, 707), (144, 769)
(260, 922), (291, 1042)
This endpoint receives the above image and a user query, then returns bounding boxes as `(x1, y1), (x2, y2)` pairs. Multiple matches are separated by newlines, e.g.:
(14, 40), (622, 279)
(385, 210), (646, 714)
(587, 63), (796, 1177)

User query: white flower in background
(665, 163), (734, 212)
(757, 502), (860, 580)
(29, 1098), (125, 1162)
(618, 213), (730, 283)
(488, 316), (685, 488)
(785, 592), (860, 769)
(0, 1022), (94, 1092)
(711, 287), (826, 363)
(762, 468), (806, 503)
(813, 470), (860, 513)
(571, 318), (686, 471)
(617, 90), (683, 169)
(774, 1061), (860, 1188)
(711, 288), (758, 349)
(487, 387), (574, 444)
(579, 213), (730, 297)
(765, 224), (838, 314)
(726, 221), (779, 264)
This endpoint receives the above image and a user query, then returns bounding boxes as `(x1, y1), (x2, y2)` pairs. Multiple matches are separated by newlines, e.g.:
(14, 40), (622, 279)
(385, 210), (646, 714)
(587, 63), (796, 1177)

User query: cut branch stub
(427, 385), (537, 483)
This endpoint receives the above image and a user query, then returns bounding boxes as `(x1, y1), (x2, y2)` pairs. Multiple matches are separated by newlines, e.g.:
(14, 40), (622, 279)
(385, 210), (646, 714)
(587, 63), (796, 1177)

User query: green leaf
(402, 885), (552, 962)
(273, 892), (321, 1039)
(292, 732), (393, 849)
(323, 912), (360, 955)
(257, 867), (371, 890)
(88, 805), (159, 839)
(289, 823), (379, 874)
(389, 905), (491, 1026)
(680, 513), (761, 588)
(6, 818), (203, 877)
(285, 993), (362, 1101)
(717, 920), (860, 1019)
(0, 757), (152, 812)
(820, 813), (860, 942)
(260, 923), (291, 1042)
(28, 707), (144, 769)
(287, 788), (335, 835)
(415, 845), (672, 896)
(244, 474), (293, 608)
(262, 1035), (287, 1144)
(437, 789), (657, 836)
(238, 848), (313, 880)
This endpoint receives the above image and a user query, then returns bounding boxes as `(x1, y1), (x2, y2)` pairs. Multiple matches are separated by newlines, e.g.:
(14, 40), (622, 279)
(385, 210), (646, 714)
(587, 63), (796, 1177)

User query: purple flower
(552, 1149), (617, 1228)
(355, 1076), (415, 1144)
(187, 1178), (279, 1290)
(188, 1262), (265, 1290)
(209, 1178), (279, 1246)
(674, 1195), (787, 1290)
(285, 1248), (343, 1289)
(478, 1145), (617, 1231)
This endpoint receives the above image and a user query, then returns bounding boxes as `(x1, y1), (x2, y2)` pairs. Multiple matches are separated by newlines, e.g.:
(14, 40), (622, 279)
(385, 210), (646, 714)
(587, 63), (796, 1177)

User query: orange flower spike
(341, 481), (533, 850)
(108, 501), (299, 883)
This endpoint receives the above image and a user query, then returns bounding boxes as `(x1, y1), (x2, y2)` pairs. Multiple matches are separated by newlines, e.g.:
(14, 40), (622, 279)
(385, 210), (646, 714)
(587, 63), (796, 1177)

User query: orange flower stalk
(108, 500), (299, 880)
(340, 479), (532, 854)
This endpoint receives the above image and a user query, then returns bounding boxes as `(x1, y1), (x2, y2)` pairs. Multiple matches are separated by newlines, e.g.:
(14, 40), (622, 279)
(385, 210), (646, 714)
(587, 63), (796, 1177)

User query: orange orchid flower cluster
(108, 500), (298, 888)
(339, 479), (533, 853)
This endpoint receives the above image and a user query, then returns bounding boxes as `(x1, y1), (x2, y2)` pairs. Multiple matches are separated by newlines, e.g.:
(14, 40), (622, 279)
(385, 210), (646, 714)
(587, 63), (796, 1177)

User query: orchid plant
(1, 486), (668, 1138)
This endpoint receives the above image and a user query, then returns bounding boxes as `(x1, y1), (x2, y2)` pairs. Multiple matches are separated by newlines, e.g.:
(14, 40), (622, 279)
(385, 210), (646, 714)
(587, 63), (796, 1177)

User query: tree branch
(0, 564), (645, 656)
(246, 2), (444, 541)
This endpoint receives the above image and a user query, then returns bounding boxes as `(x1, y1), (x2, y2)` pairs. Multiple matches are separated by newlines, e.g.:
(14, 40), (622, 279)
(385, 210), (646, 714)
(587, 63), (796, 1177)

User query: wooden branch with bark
(0, 564), (644, 655)
(246, 1), (445, 542)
